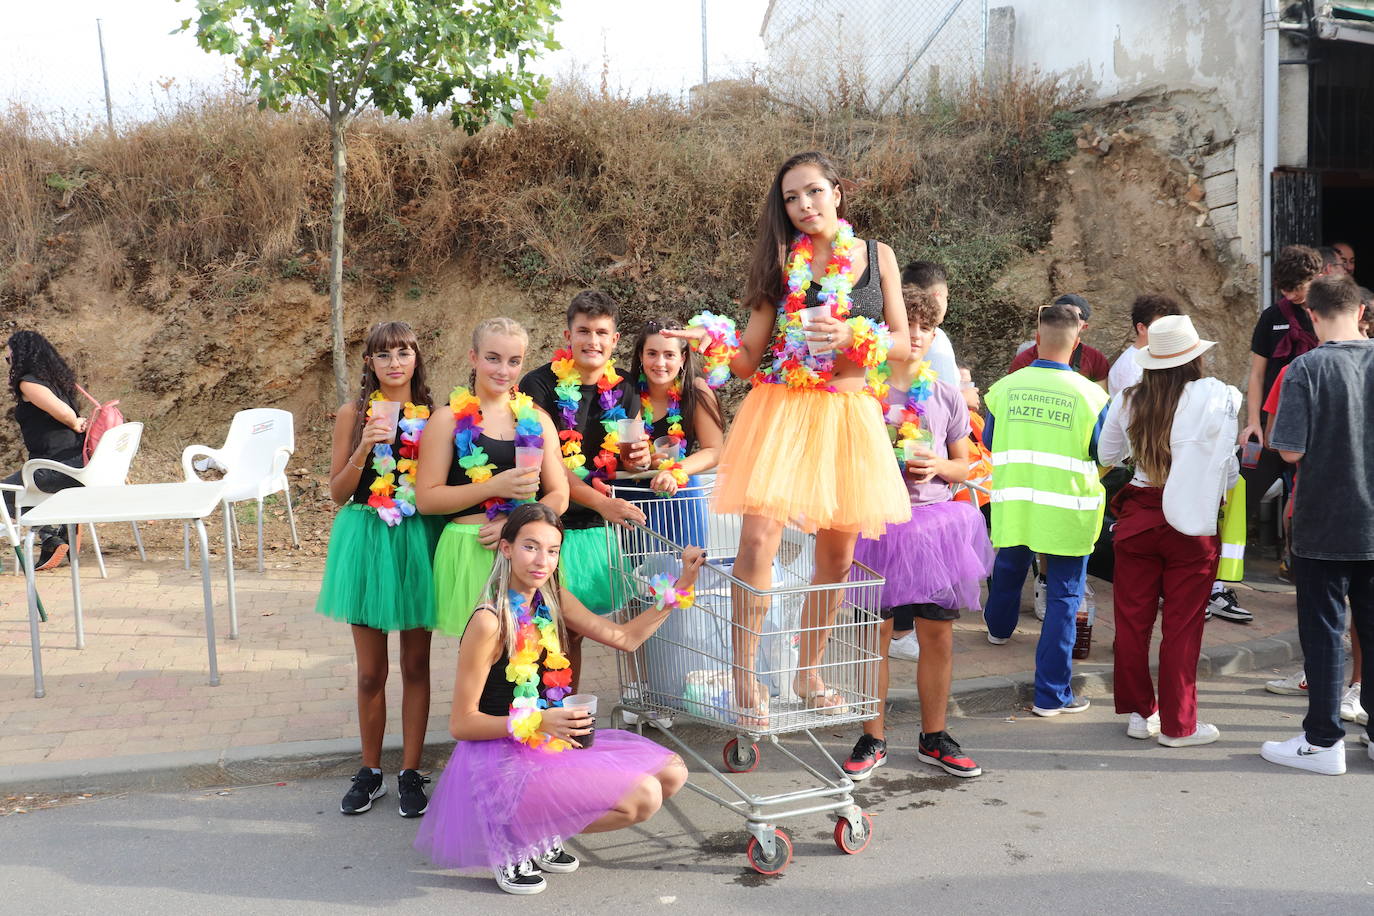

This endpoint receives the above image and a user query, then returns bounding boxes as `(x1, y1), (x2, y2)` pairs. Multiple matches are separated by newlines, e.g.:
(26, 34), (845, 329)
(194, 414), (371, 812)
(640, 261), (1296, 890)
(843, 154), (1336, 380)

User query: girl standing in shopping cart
(316, 321), (444, 819)
(416, 502), (702, 895)
(666, 151), (910, 724)
(415, 317), (569, 639)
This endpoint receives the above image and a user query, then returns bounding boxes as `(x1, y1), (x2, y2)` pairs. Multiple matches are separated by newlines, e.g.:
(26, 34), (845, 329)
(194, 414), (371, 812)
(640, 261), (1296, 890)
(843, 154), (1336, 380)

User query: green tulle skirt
(315, 504), (443, 631)
(432, 522), (496, 638)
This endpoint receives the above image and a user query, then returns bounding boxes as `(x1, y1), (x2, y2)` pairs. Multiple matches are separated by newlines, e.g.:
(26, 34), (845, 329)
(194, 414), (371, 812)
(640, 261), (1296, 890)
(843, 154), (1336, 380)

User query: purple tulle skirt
(852, 498), (993, 611)
(415, 729), (675, 871)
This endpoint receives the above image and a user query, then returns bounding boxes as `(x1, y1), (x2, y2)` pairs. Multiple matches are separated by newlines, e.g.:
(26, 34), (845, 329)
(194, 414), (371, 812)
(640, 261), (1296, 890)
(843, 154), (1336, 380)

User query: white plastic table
(20, 481), (235, 698)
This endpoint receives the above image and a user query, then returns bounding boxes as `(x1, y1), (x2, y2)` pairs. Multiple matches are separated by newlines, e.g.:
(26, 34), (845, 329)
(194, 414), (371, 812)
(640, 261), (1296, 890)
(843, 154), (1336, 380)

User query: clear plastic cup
(654, 436), (682, 461)
(564, 693), (599, 748)
(514, 446), (543, 469)
(617, 418), (645, 464)
(369, 400), (400, 438)
(799, 304), (833, 357)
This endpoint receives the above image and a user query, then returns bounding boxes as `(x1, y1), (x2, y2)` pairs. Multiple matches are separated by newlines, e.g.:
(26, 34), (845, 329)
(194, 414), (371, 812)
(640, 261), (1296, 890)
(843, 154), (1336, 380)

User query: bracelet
(687, 311), (740, 389)
(352, 457), (368, 470)
(653, 459), (688, 496)
(648, 573), (695, 612)
(842, 315), (891, 369)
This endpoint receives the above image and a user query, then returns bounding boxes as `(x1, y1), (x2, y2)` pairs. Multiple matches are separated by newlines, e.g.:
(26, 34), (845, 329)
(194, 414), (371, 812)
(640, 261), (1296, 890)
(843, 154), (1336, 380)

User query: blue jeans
(1293, 555), (1374, 747)
(984, 545), (1088, 710)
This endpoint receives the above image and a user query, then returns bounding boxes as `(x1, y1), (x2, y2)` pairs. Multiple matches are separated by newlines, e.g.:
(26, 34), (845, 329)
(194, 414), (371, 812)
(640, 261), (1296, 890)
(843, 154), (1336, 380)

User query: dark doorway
(1322, 176), (1373, 287)
(1308, 37), (1374, 287)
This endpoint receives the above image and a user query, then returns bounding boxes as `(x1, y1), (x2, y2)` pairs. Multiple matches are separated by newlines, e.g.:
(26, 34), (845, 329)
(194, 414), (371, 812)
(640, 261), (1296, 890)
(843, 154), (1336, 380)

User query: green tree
(181, 0), (561, 403)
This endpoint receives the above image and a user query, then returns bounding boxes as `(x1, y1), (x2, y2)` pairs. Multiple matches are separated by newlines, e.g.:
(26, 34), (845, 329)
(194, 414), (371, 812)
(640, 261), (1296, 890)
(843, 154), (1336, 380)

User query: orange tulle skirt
(714, 383), (911, 538)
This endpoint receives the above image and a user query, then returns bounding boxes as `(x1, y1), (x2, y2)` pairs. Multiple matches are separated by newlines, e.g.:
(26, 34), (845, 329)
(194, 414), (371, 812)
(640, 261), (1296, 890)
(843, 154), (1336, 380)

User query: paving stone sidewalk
(0, 547), (1301, 781)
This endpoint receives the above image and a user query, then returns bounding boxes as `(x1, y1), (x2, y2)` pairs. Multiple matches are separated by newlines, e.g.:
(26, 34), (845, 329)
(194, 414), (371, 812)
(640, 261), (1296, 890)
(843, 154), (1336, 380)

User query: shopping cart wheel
(746, 828), (793, 875)
(833, 812), (874, 855)
(722, 738), (759, 773)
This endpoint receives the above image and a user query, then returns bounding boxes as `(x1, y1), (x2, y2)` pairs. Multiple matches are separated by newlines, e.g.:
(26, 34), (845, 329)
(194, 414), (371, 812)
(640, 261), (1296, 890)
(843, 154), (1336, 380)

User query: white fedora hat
(1135, 314), (1215, 370)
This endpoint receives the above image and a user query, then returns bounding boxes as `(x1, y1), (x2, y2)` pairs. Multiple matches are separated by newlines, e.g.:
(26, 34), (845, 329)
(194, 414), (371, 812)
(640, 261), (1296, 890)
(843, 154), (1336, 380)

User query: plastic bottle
(1071, 584), (1096, 660)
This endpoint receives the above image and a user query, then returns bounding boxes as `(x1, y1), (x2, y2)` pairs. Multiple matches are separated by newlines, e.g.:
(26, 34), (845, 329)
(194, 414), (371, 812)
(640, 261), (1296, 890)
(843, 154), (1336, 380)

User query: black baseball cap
(1053, 293), (1091, 322)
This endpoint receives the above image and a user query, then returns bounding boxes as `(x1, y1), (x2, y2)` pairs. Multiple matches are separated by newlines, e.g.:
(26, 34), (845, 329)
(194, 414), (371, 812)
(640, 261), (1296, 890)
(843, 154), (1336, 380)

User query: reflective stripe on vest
(1217, 477), (1246, 581)
(990, 487), (1104, 512)
(992, 449), (1099, 478)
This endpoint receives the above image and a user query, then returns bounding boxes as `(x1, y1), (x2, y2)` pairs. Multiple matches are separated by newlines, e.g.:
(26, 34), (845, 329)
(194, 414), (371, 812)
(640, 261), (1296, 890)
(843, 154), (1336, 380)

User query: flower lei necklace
(639, 374), (688, 495)
(506, 590), (573, 753)
(753, 219), (891, 395)
(450, 386), (543, 519)
(888, 361), (938, 462)
(366, 392), (429, 526)
(551, 349), (627, 486)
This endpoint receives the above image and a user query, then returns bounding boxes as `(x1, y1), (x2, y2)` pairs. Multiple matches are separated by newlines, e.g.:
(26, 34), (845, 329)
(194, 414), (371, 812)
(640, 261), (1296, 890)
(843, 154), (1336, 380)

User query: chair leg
(68, 523), (85, 650)
(284, 485), (300, 548)
(256, 497), (265, 574)
(231, 506), (241, 549)
(183, 522), (191, 571)
(88, 523), (108, 579)
(131, 521), (147, 562)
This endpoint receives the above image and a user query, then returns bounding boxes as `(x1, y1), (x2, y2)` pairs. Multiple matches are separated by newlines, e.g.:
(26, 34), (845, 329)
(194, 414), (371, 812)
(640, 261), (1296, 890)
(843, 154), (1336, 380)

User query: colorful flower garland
(366, 393), (429, 526)
(506, 590), (574, 753)
(551, 349), (628, 487)
(450, 386), (544, 520)
(752, 220), (891, 394)
(887, 361), (938, 464)
(647, 573), (695, 612)
(686, 311), (740, 389)
(639, 374), (689, 496)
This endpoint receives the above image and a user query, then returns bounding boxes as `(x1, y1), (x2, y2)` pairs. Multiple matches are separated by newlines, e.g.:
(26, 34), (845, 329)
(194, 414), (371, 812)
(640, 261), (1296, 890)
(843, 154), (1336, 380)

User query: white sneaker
(1127, 711), (1161, 739)
(1259, 733), (1347, 775)
(1265, 670), (1307, 696)
(1158, 722), (1220, 747)
(1033, 575), (1047, 621)
(1339, 683), (1367, 725)
(987, 633), (1010, 645)
(889, 630), (921, 661)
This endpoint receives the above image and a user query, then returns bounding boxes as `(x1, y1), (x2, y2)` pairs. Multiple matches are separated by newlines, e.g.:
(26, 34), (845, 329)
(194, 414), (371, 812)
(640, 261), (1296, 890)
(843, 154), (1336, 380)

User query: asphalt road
(3, 669), (1372, 915)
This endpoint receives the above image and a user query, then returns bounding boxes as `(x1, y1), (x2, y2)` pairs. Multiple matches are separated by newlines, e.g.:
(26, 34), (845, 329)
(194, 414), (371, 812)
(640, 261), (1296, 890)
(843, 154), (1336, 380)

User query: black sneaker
(340, 767), (385, 814)
(841, 734), (887, 780)
(494, 859), (546, 895)
(36, 536), (68, 571)
(917, 731), (983, 777)
(397, 769), (429, 818)
(536, 843), (580, 874)
(1207, 588), (1253, 623)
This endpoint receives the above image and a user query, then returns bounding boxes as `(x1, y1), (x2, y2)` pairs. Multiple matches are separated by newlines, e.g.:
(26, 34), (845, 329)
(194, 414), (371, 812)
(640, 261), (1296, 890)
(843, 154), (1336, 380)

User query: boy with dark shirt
(1260, 273), (1374, 775)
(520, 290), (647, 688)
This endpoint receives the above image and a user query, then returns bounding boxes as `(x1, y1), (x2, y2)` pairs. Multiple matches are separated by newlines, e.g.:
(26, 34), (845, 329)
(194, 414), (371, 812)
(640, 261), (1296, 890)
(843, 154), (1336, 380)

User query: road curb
(0, 627), (1304, 795)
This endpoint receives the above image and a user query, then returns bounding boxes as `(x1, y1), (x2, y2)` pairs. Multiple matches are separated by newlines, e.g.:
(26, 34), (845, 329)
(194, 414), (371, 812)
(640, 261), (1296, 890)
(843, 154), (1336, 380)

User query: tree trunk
(328, 79), (349, 406)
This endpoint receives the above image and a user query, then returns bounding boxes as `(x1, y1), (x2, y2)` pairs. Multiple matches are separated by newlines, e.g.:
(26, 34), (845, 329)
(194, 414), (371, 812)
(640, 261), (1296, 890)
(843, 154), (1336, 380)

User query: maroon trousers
(1111, 486), (1219, 739)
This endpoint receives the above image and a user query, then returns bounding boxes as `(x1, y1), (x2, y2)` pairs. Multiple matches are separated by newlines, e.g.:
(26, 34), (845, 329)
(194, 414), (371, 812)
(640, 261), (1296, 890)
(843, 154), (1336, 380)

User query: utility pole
(96, 18), (114, 133)
(700, 0), (708, 86)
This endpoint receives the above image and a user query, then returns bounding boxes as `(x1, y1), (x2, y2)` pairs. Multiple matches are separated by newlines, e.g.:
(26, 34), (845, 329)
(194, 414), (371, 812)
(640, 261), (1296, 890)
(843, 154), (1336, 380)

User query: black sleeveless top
(446, 432), (538, 520)
(16, 376), (83, 464)
(350, 423), (405, 505)
(802, 238), (884, 322)
(477, 648), (549, 717)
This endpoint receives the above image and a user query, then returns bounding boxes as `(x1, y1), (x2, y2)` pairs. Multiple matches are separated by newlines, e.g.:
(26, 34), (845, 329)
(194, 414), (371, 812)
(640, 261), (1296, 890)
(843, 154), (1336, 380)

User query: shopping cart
(606, 478), (884, 875)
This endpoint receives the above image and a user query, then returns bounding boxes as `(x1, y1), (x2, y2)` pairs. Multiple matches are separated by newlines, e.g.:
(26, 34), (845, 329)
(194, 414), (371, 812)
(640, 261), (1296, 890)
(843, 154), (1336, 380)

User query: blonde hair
(468, 317), (529, 390)
(474, 504), (567, 660)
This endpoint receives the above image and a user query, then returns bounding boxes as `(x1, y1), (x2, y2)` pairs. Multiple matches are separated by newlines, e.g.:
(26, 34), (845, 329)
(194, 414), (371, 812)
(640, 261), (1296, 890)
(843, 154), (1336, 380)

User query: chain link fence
(761, 0), (989, 111)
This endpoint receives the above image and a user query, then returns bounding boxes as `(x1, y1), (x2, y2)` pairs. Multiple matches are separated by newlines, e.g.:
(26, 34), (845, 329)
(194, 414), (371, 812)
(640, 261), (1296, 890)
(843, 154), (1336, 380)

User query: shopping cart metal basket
(606, 478), (884, 874)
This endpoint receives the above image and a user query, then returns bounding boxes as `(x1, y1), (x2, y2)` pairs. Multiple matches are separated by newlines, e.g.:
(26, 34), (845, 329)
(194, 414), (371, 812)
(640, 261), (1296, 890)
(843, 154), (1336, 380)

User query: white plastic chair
(1, 482), (25, 576)
(181, 408), (299, 572)
(16, 422), (148, 578)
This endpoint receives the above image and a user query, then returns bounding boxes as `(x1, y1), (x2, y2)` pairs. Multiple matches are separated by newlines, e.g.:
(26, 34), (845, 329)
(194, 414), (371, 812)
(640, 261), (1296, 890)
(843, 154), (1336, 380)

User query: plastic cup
(564, 693), (599, 748)
(617, 418), (645, 464)
(514, 446), (543, 469)
(369, 400), (400, 438)
(799, 304), (833, 357)
(654, 436), (682, 461)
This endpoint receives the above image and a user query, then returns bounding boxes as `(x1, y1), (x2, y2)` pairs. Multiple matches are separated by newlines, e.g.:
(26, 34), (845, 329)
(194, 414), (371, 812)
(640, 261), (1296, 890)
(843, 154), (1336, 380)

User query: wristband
(687, 311), (740, 389)
(648, 573), (695, 612)
(653, 459), (689, 496)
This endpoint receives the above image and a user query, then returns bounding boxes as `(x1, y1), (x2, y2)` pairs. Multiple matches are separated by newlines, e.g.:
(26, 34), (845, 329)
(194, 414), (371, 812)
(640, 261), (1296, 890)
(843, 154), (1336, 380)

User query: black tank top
(803, 238), (884, 322)
(445, 432), (537, 519)
(477, 647), (550, 717)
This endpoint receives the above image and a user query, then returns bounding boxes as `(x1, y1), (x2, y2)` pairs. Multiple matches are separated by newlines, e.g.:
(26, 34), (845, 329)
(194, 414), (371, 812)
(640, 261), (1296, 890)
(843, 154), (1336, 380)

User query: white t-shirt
(927, 328), (959, 383)
(1108, 345), (1145, 398)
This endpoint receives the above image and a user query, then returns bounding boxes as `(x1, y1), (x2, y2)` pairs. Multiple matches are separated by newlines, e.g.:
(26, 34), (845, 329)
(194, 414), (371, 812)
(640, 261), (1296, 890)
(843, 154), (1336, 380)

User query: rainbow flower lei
(640, 374), (689, 496)
(506, 590), (574, 753)
(686, 311), (740, 389)
(888, 361), (938, 464)
(450, 386), (543, 520)
(752, 219), (891, 395)
(551, 348), (627, 487)
(366, 393), (429, 526)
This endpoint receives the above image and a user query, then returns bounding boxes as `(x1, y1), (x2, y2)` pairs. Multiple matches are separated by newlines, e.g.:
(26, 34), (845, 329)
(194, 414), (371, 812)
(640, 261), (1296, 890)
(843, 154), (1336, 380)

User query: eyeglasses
(369, 348), (416, 365)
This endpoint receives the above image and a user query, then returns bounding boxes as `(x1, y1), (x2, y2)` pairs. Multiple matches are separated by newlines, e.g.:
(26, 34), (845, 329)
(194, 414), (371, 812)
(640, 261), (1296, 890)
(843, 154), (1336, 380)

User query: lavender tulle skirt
(852, 498), (994, 612)
(415, 729), (675, 871)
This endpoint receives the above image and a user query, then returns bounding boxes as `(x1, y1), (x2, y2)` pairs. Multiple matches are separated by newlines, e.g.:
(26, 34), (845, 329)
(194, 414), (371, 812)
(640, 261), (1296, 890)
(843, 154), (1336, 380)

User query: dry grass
(1, 74), (1081, 373)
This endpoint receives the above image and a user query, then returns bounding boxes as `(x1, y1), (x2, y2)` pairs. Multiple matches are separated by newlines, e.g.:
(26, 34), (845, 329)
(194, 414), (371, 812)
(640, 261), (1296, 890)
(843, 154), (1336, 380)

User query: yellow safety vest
(1217, 477), (1246, 581)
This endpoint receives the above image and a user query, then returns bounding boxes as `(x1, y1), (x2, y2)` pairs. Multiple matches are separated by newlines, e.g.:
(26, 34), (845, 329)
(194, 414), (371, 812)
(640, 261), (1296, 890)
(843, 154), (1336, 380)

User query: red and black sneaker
(917, 731), (982, 778)
(842, 734), (887, 780)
